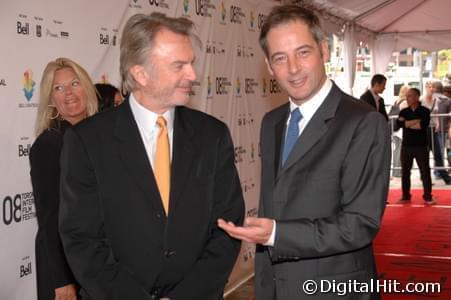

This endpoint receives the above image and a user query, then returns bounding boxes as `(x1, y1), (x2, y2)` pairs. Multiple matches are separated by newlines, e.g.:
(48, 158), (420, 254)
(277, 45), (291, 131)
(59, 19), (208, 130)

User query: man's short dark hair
(259, 5), (325, 58)
(371, 74), (387, 87)
(409, 87), (421, 97)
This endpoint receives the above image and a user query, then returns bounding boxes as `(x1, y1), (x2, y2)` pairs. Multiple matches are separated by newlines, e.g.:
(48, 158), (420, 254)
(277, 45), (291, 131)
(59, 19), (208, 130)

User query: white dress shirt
(370, 89), (380, 111)
(265, 78), (333, 247)
(129, 93), (174, 169)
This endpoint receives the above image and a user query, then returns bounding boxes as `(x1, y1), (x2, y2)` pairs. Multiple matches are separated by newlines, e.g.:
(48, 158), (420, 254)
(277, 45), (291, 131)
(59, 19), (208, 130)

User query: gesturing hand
(217, 217), (274, 244)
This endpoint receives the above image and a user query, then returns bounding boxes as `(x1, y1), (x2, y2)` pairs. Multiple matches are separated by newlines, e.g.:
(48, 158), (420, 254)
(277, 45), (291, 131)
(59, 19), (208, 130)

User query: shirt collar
(129, 93), (174, 134)
(288, 78), (333, 118)
(370, 88), (380, 101)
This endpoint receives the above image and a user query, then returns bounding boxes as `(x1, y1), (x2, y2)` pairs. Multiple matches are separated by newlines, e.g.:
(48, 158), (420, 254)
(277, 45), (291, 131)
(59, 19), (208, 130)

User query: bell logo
(20, 263), (32, 277)
(17, 21), (30, 35)
(18, 144), (31, 157)
(100, 33), (109, 45)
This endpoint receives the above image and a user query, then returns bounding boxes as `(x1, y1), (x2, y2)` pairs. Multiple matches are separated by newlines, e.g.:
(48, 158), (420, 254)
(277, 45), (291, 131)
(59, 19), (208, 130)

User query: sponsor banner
(0, 1), (285, 299)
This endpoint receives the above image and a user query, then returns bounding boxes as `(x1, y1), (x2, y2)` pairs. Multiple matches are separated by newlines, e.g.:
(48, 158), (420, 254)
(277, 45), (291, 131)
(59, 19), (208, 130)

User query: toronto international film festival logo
(22, 69), (35, 101)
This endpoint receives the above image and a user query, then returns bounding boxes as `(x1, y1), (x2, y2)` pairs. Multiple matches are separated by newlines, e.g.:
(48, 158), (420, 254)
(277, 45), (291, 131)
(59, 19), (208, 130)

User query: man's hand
(405, 119), (421, 129)
(217, 217), (273, 244)
(55, 283), (77, 300)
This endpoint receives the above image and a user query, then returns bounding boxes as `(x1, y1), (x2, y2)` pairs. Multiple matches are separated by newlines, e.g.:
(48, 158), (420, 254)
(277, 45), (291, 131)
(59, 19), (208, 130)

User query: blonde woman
(30, 58), (97, 300)
(391, 85), (410, 177)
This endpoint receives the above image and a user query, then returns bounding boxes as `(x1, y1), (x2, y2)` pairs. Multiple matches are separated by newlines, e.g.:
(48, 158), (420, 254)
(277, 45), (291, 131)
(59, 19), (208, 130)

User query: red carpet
(374, 189), (451, 299)
(387, 189), (451, 205)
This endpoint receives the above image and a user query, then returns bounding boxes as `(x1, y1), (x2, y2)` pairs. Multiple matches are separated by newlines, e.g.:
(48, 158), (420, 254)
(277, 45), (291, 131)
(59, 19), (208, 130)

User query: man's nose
(287, 57), (300, 74)
(186, 64), (197, 81)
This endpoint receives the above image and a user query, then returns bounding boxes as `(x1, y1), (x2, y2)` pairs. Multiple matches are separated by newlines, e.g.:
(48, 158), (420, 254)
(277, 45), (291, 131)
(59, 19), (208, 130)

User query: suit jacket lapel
(170, 107), (195, 212)
(277, 83), (342, 179)
(274, 111), (287, 178)
(113, 99), (164, 213)
(369, 91), (377, 109)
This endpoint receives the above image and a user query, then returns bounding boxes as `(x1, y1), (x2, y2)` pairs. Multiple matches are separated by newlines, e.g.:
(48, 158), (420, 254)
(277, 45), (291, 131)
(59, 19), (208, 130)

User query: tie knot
(291, 108), (302, 122)
(156, 116), (167, 128)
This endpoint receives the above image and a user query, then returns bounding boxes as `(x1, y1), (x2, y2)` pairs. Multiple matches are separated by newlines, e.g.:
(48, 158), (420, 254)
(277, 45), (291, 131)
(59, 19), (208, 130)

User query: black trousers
(401, 146), (432, 200)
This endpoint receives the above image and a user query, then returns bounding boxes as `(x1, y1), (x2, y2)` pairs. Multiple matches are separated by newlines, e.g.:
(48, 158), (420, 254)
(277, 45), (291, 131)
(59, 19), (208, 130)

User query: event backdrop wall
(0, 0), (287, 299)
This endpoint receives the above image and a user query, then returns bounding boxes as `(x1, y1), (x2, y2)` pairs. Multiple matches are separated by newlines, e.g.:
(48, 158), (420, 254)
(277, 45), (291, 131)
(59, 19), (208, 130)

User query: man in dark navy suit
(360, 74), (389, 121)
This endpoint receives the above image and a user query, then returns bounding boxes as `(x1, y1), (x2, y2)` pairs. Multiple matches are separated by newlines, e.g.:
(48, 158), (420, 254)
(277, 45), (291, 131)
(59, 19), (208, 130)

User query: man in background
(360, 74), (389, 121)
(396, 88), (435, 204)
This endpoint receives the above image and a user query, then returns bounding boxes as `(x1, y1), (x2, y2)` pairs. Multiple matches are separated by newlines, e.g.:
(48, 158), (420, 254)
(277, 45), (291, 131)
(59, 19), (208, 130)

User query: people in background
(30, 57), (98, 300)
(360, 74), (389, 121)
(390, 85), (410, 178)
(58, 12), (244, 300)
(218, 5), (390, 300)
(95, 83), (123, 111)
(421, 80), (434, 109)
(396, 88), (435, 204)
(442, 85), (451, 168)
(429, 81), (451, 184)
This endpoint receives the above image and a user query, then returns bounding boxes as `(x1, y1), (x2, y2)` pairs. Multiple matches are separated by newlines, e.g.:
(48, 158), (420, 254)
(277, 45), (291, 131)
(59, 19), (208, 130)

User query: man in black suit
(218, 5), (390, 299)
(59, 13), (244, 300)
(360, 74), (389, 121)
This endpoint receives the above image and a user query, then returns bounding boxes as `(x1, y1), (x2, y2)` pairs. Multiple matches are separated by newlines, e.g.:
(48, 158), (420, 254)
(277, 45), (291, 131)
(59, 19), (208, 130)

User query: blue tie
(282, 108), (302, 165)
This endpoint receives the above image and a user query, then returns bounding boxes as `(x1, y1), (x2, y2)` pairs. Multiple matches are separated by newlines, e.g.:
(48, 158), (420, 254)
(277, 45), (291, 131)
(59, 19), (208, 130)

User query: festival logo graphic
(2, 191), (35, 226)
(236, 76), (241, 95)
(207, 76), (213, 97)
(22, 69), (35, 101)
(183, 0), (189, 14)
(262, 77), (267, 94)
(250, 143), (255, 161)
(220, 2), (226, 22)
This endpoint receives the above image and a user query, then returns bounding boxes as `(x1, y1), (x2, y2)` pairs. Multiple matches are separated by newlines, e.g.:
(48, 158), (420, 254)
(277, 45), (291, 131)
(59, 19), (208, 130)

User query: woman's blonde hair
(35, 57), (98, 136)
(397, 85), (410, 102)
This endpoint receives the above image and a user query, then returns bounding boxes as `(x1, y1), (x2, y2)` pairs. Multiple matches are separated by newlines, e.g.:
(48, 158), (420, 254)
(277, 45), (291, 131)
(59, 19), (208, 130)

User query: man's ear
(265, 57), (274, 76)
(320, 40), (330, 63)
(129, 65), (148, 87)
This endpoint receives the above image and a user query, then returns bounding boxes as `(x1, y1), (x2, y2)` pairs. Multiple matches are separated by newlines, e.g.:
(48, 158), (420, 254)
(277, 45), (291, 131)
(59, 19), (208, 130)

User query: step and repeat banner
(0, 0), (287, 299)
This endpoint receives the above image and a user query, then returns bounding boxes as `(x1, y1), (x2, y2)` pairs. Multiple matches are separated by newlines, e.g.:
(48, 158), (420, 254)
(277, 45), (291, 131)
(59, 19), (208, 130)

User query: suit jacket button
(164, 250), (176, 257)
(156, 212), (162, 218)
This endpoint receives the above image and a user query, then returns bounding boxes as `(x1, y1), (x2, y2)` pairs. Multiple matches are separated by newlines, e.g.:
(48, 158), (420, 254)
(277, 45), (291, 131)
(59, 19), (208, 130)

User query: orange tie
(155, 116), (170, 215)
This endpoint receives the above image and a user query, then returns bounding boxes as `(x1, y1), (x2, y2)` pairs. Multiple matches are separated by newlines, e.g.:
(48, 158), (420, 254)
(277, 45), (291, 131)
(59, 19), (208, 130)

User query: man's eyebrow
(270, 45), (314, 60)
